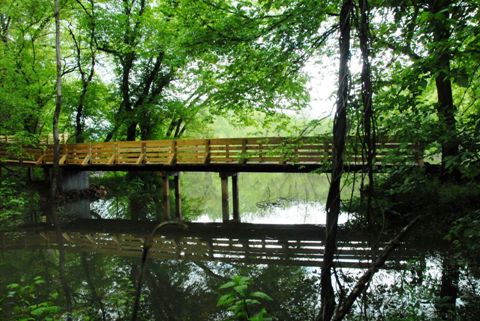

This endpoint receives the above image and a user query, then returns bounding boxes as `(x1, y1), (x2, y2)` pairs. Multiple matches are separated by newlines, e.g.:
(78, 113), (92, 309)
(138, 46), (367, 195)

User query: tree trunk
(318, 1), (353, 320)
(429, 0), (459, 179)
(81, 254), (107, 321)
(436, 253), (459, 320)
(74, 0), (96, 143)
(127, 120), (137, 141)
(122, 59), (137, 141)
(75, 66), (95, 143)
(332, 216), (421, 321)
(51, 0), (62, 202)
(53, 2), (73, 319)
(358, 0), (375, 224)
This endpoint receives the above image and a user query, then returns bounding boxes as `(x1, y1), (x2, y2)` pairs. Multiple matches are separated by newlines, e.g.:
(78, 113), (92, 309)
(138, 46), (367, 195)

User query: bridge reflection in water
(0, 220), (431, 269)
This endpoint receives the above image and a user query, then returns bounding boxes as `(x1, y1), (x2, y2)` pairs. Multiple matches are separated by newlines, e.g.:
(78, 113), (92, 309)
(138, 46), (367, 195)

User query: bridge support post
(232, 174), (240, 222)
(161, 173), (170, 220)
(59, 169), (90, 219)
(173, 173), (182, 220)
(160, 172), (182, 221)
(27, 167), (34, 182)
(220, 172), (240, 223)
(220, 173), (229, 222)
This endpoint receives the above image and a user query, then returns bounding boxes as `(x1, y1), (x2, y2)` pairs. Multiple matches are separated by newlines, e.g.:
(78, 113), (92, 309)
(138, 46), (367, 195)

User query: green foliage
(1, 276), (61, 321)
(0, 0), (55, 136)
(0, 172), (37, 226)
(447, 210), (480, 272)
(217, 275), (273, 321)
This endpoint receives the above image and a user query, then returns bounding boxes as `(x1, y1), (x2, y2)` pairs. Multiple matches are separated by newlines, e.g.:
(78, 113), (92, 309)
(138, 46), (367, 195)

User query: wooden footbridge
(0, 136), (423, 172)
(0, 136), (424, 222)
(0, 220), (431, 268)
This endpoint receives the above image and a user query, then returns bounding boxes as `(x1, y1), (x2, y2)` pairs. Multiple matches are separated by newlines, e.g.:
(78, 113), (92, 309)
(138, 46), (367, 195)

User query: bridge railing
(0, 134), (69, 145)
(0, 136), (423, 167)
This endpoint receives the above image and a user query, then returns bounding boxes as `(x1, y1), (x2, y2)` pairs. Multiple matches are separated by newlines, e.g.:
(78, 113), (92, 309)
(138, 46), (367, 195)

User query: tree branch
(332, 216), (422, 321)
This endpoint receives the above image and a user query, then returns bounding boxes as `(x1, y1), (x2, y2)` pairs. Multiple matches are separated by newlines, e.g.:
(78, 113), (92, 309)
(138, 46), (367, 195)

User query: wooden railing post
(108, 142), (117, 165)
(324, 140), (330, 162)
(293, 143), (298, 164)
(239, 139), (247, 164)
(414, 142), (425, 167)
(259, 141), (264, 163)
(35, 147), (47, 165)
(279, 138), (288, 165)
(204, 139), (211, 164)
(142, 141), (146, 163)
(88, 143), (92, 165)
(168, 140), (177, 165)
(81, 143), (91, 165)
(136, 142), (146, 165)
(59, 145), (68, 165)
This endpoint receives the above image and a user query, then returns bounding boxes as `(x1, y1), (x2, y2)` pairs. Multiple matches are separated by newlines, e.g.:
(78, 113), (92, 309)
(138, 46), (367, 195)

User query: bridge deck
(0, 220), (433, 268)
(0, 136), (423, 173)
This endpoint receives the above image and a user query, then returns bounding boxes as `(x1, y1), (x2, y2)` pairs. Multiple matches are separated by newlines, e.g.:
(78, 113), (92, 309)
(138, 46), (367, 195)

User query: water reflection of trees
(90, 172), (331, 221)
(2, 245), (480, 320)
(0, 252), (320, 320)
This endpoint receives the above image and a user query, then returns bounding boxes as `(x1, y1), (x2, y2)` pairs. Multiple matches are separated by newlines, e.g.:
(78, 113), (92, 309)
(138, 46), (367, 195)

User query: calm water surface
(0, 172), (471, 320)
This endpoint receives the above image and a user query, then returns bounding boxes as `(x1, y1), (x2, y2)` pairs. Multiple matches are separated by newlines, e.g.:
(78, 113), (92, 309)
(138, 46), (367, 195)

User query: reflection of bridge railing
(0, 136), (423, 172)
(0, 220), (428, 268)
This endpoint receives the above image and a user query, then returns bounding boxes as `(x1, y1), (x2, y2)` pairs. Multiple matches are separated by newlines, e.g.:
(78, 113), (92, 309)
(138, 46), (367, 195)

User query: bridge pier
(160, 172), (182, 221)
(44, 169), (90, 219)
(174, 174), (182, 220)
(220, 172), (240, 223)
(61, 169), (90, 219)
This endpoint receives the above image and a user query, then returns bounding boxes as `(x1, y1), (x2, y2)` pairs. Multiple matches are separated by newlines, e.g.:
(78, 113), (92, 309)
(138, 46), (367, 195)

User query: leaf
(244, 299), (260, 305)
(219, 281), (237, 289)
(250, 291), (273, 301)
(233, 284), (248, 295)
(217, 293), (234, 307)
(7, 283), (20, 290)
(30, 304), (61, 316)
(33, 276), (45, 285)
